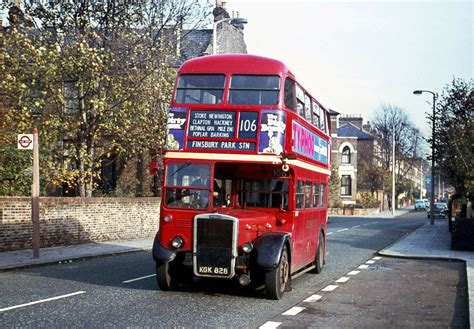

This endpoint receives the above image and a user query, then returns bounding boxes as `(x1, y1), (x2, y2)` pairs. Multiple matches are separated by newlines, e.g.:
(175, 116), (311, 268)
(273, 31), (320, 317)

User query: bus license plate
(197, 266), (229, 276)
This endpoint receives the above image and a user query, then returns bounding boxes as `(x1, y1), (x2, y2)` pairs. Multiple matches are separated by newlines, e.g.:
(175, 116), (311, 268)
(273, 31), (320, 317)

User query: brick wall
(0, 197), (161, 251)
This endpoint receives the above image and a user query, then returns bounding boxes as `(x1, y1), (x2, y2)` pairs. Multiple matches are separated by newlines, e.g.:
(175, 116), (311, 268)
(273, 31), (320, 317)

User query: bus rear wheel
(265, 246), (289, 300)
(311, 232), (325, 274)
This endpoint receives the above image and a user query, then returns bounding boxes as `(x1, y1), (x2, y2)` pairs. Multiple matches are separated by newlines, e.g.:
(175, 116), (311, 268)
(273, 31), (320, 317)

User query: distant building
(329, 111), (424, 209)
(330, 112), (377, 206)
(170, 0), (247, 67)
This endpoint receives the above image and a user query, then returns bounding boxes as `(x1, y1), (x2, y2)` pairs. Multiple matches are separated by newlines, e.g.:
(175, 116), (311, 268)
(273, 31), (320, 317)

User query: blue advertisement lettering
(259, 110), (286, 154)
(166, 108), (188, 150)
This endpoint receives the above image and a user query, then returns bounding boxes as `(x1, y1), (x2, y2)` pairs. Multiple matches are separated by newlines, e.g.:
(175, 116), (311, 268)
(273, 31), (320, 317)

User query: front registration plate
(197, 266), (230, 276)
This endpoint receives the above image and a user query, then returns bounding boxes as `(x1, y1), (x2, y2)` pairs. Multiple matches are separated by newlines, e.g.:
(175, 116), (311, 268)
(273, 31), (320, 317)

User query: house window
(341, 175), (352, 196)
(64, 81), (80, 114)
(342, 146), (351, 164)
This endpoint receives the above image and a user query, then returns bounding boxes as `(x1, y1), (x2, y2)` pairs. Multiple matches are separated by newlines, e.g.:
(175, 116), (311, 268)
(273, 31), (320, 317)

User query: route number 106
(239, 119), (257, 132)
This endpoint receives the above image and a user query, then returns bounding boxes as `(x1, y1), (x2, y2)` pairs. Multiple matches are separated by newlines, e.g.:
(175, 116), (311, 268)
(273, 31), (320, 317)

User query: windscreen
(165, 163), (211, 209)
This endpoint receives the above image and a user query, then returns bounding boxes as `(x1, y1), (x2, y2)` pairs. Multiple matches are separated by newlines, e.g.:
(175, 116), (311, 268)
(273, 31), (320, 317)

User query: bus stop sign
(18, 134), (34, 150)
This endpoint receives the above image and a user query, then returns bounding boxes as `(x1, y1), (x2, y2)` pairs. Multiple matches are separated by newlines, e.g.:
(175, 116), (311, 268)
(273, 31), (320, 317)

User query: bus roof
(179, 54), (295, 77)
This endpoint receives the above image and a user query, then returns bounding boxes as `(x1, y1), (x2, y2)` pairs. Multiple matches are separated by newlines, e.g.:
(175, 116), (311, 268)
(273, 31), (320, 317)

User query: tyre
(310, 232), (325, 274)
(265, 246), (290, 300)
(156, 260), (180, 291)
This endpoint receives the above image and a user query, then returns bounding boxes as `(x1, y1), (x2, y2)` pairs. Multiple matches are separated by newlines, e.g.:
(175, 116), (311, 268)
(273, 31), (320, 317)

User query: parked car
(414, 200), (427, 211)
(422, 199), (430, 208)
(427, 203), (448, 218)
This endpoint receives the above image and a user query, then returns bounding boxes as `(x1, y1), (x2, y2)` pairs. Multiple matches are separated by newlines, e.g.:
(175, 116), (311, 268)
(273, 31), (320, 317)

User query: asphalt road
(2, 211), (466, 328)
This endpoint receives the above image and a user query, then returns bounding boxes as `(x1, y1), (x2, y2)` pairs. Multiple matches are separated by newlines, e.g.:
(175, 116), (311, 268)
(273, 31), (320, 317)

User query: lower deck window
(296, 180), (304, 209)
(238, 179), (288, 209)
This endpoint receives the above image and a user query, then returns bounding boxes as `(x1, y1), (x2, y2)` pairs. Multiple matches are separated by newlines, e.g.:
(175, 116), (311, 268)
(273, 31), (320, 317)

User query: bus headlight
(171, 236), (184, 249)
(242, 242), (253, 253)
(163, 215), (172, 223)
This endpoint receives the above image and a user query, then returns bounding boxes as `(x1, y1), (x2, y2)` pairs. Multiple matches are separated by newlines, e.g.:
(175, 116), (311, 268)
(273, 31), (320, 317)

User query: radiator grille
(193, 214), (238, 278)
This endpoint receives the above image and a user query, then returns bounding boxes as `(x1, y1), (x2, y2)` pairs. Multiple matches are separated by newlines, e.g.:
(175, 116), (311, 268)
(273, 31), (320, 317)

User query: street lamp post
(392, 128), (396, 215)
(420, 161), (423, 199)
(413, 89), (436, 225)
(212, 17), (248, 55)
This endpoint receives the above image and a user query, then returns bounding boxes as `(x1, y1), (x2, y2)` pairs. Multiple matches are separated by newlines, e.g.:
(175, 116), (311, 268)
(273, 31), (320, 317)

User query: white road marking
(304, 294), (322, 302)
(0, 291), (86, 312)
(352, 225), (361, 228)
(259, 321), (281, 329)
(122, 274), (156, 284)
(282, 306), (305, 316)
(365, 260), (376, 264)
(363, 223), (371, 226)
(347, 270), (360, 276)
(372, 221), (379, 224)
(322, 284), (339, 292)
(372, 256), (382, 260)
(336, 277), (350, 283)
(358, 264), (369, 269)
(327, 232), (333, 235)
(337, 228), (349, 232)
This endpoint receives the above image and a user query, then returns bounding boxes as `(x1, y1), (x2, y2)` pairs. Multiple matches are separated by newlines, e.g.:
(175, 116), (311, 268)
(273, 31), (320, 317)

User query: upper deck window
(304, 94), (312, 122)
(312, 102), (321, 128)
(284, 78), (296, 110)
(175, 74), (225, 104)
(229, 75), (280, 105)
(296, 85), (305, 117)
(320, 108), (327, 133)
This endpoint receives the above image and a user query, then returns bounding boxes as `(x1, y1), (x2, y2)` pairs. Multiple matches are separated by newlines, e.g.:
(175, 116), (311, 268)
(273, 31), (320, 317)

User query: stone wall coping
(0, 197), (161, 205)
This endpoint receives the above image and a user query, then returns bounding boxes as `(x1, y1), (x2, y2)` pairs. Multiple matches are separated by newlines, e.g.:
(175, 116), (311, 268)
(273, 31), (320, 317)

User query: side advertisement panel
(292, 121), (328, 165)
(166, 108), (188, 151)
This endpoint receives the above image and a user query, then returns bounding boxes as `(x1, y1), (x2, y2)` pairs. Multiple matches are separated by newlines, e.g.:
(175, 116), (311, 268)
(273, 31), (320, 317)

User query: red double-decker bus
(153, 54), (331, 299)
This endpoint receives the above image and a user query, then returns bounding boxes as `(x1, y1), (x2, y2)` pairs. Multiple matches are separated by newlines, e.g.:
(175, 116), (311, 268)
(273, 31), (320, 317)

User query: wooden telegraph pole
(18, 130), (40, 258)
(32, 128), (40, 258)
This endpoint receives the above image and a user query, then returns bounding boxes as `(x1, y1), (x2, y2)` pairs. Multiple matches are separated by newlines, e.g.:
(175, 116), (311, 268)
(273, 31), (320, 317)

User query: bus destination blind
(187, 110), (256, 151)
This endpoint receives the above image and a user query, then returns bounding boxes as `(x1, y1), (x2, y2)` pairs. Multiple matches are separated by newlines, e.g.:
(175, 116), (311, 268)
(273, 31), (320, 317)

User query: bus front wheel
(156, 261), (179, 291)
(265, 246), (289, 300)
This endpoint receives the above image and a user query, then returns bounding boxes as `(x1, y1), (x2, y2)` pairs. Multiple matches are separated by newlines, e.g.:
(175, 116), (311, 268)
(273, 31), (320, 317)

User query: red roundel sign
(17, 134), (34, 150)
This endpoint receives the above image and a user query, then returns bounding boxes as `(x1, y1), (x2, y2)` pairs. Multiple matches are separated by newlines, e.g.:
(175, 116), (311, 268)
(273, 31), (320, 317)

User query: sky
(1, 1), (471, 136)
(223, 0), (472, 136)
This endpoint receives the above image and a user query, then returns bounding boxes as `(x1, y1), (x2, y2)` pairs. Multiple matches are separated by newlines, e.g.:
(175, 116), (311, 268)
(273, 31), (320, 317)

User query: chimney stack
(216, 1), (227, 10)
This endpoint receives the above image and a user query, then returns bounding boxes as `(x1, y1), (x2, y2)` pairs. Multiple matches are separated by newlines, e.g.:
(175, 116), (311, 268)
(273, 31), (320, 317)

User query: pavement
(0, 209), (472, 327)
(379, 220), (474, 328)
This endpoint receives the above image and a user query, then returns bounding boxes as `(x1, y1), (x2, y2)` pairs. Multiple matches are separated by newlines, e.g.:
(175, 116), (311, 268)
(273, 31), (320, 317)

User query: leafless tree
(369, 104), (425, 205)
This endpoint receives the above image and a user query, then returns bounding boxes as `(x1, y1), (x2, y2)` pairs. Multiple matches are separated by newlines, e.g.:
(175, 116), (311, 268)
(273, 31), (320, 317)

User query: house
(330, 111), (378, 206)
(330, 110), (425, 209)
(170, 0), (247, 68)
(0, 1), (248, 196)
